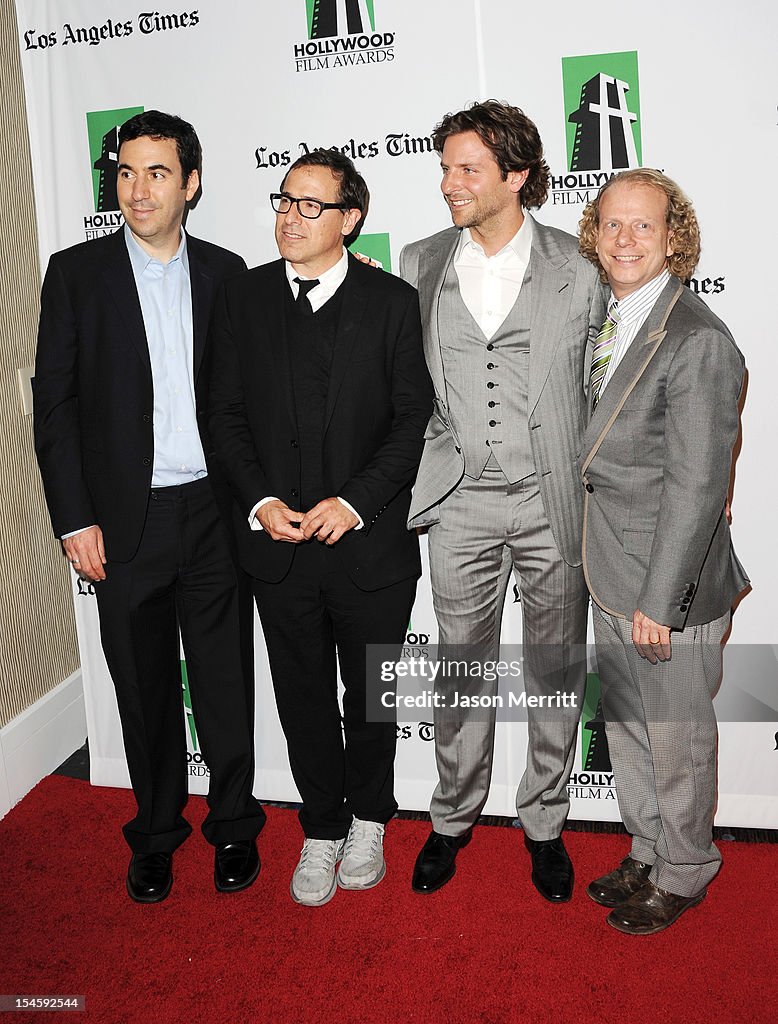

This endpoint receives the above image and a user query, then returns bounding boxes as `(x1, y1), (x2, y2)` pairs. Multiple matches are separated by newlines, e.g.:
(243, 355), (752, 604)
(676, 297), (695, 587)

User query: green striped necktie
(590, 303), (620, 409)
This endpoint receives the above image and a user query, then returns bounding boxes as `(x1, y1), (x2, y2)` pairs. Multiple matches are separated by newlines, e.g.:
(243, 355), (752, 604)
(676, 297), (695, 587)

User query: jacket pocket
(622, 528), (653, 557)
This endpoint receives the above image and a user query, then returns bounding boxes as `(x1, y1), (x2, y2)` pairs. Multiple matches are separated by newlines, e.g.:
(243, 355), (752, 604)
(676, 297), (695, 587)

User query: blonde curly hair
(579, 168), (701, 282)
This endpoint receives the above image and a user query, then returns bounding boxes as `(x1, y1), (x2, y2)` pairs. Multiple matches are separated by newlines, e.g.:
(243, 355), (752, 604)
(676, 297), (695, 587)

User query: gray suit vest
(439, 257), (533, 483)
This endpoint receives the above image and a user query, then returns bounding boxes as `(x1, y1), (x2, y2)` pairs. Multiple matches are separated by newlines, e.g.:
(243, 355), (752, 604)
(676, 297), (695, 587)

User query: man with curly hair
(400, 100), (603, 901)
(578, 169), (748, 934)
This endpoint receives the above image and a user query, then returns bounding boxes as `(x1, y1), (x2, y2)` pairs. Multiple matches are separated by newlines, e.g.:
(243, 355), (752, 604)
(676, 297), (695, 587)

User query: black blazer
(205, 254), (433, 590)
(34, 227), (247, 562)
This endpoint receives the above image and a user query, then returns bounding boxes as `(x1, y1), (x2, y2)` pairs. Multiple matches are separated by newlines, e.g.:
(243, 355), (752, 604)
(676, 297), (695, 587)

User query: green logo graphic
(349, 232), (391, 272)
(86, 106), (143, 211)
(581, 672), (612, 772)
(562, 52), (641, 172)
(180, 660), (199, 753)
(306, 0), (375, 38)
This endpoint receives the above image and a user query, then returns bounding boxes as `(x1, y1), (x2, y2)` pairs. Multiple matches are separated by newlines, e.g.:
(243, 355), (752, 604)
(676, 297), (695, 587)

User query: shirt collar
(124, 223), (188, 276)
(457, 214), (534, 263)
(285, 247), (349, 294)
(609, 268), (671, 324)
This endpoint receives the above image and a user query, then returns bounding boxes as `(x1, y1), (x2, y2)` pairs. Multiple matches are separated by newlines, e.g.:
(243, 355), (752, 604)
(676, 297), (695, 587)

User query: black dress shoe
(586, 856), (651, 908)
(524, 835), (573, 902)
(606, 881), (706, 935)
(412, 829), (472, 894)
(214, 839), (260, 893)
(126, 852), (173, 904)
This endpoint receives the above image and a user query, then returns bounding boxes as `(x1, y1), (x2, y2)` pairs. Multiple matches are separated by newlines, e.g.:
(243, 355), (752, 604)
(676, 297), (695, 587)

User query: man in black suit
(207, 150), (432, 906)
(34, 110), (265, 903)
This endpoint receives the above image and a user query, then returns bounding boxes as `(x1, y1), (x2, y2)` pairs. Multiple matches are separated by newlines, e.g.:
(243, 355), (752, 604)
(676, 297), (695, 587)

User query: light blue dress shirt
(125, 225), (207, 487)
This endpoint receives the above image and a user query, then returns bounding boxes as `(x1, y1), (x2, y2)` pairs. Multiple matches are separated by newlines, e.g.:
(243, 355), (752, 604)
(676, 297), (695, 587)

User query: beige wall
(0, 1), (79, 728)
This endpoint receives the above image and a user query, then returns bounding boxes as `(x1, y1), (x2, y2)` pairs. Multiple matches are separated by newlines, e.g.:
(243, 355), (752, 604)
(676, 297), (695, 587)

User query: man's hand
(299, 498), (358, 544)
(256, 500), (305, 543)
(62, 526), (106, 582)
(632, 608), (672, 664)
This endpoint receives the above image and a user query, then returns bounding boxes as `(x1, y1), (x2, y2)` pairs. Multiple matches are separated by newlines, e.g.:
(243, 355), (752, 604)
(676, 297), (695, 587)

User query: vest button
(487, 362), (495, 370)
(487, 382), (495, 390)
(488, 401), (496, 408)
(487, 343), (495, 351)
(291, 488), (299, 497)
(489, 420), (497, 427)
(585, 483), (594, 493)
(290, 439), (298, 448)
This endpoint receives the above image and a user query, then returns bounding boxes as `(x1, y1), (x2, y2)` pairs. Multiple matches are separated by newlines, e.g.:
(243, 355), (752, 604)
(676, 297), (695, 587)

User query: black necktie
(294, 277), (319, 315)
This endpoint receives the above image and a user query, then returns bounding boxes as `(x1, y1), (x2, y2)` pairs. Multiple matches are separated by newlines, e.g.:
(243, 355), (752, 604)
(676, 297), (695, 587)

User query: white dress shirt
(454, 216), (533, 340)
(600, 269), (671, 394)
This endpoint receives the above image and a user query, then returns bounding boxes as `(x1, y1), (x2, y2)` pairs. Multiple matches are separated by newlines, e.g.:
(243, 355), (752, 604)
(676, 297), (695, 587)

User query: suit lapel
(581, 279), (684, 464)
(324, 256), (368, 434)
(265, 260), (298, 432)
(100, 229), (150, 373)
(187, 234), (214, 382)
(528, 217), (575, 412)
(417, 229), (459, 401)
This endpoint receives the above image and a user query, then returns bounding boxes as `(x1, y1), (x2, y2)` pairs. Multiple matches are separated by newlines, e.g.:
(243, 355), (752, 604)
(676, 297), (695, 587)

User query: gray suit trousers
(592, 604), (728, 896)
(427, 463), (588, 839)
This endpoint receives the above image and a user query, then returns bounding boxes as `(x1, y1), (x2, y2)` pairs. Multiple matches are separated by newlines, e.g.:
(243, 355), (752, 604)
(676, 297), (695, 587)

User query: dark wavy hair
(579, 168), (701, 282)
(431, 100), (549, 209)
(118, 110), (201, 187)
(281, 149), (369, 247)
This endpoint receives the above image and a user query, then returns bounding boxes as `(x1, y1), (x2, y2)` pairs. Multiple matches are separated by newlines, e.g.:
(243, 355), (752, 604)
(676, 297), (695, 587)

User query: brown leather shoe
(586, 856), (651, 907)
(606, 881), (706, 935)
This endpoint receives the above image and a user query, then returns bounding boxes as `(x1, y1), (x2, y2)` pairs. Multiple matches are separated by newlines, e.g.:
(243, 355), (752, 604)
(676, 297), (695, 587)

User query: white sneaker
(290, 838), (345, 907)
(336, 818), (386, 890)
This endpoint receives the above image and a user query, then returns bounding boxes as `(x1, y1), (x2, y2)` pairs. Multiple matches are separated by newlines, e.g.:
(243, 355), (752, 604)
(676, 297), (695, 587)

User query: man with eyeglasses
(207, 150), (432, 906)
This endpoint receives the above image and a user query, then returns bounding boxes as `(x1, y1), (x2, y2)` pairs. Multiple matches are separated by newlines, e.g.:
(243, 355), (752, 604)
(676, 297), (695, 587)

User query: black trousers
(253, 541), (416, 839)
(95, 477), (265, 854)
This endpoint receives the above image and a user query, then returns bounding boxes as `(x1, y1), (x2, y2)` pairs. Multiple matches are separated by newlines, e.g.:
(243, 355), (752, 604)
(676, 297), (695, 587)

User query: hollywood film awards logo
(83, 106), (143, 240)
(551, 51), (642, 208)
(181, 661), (210, 777)
(349, 232), (392, 271)
(567, 673), (616, 801)
(293, 0), (395, 73)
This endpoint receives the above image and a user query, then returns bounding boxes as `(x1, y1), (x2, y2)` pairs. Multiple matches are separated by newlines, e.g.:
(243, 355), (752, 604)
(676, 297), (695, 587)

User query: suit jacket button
(143, 414), (151, 423)
(291, 488), (299, 497)
(290, 439), (298, 448)
(487, 343), (495, 351)
(143, 457), (151, 466)
(585, 483), (594, 493)
(455, 446), (461, 454)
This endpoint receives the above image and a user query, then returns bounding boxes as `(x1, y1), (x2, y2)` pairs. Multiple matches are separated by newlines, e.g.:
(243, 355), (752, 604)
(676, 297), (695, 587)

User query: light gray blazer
(400, 217), (603, 567)
(579, 278), (749, 628)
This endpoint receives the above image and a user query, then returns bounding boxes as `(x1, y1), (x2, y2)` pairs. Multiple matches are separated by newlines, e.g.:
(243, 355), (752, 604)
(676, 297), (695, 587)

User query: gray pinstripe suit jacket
(400, 217), (604, 567)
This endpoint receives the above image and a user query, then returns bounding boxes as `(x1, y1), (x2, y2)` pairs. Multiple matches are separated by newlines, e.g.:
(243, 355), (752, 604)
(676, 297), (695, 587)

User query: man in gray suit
(578, 168), (747, 934)
(400, 100), (603, 900)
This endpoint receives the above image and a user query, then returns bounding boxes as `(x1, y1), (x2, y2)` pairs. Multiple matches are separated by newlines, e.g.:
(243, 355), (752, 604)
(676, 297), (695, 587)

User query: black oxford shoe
(586, 856), (651, 908)
(412, 829), (472, 894)
(524, 835), (573, 902)
(606, 881), (706, 935)
(126, 852), (173, 904)
(214, 839), (260, 893)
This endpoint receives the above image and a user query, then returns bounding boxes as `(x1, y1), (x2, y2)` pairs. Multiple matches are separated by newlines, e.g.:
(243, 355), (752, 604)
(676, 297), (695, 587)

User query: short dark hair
(432, 99), (550, 209)
(118, 110), (201, 187)
(281, 149), (369, 247)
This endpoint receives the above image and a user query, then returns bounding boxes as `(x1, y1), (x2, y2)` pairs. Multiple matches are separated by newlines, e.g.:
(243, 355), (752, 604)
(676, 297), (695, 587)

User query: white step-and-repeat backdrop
(16, 0), (778, 825)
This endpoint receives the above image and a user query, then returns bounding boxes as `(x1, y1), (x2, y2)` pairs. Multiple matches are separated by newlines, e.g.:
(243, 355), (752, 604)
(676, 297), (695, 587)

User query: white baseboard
(0, 670), (86, 820)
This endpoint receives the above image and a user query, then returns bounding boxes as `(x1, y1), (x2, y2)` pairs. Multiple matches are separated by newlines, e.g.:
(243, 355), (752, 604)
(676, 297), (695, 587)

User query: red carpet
(0, 776), (775, 1024)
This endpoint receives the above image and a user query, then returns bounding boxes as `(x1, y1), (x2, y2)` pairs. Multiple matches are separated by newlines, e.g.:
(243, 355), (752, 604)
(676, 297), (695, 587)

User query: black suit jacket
(205, 254), (433, 590)
(34, 227), (247, 562)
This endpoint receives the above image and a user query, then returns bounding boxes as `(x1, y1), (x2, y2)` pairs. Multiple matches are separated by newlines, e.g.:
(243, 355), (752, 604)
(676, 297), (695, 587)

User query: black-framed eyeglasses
(270, 193), (347, 219)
